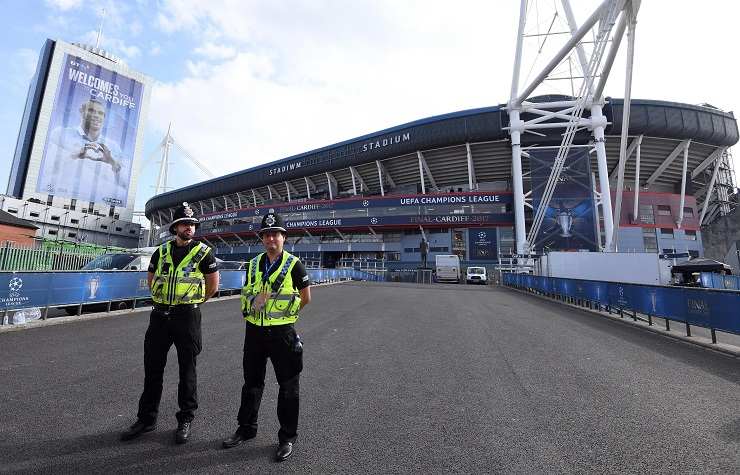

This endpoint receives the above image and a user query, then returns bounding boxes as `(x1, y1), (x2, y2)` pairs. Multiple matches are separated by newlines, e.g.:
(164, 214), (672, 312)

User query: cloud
(193, 42), (237, 60)
(44, 0), (83, 10)
(81, 30), (141, 60)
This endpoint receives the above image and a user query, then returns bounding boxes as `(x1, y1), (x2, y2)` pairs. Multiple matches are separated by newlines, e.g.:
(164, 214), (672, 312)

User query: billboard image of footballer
(36, 54), (143, 206)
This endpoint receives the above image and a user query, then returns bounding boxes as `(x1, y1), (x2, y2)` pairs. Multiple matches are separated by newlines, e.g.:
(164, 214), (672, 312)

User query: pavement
(0, 282), (738, 474)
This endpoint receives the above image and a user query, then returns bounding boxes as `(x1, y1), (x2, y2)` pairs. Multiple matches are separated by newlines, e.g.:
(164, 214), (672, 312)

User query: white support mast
(507, 0), (638, 254)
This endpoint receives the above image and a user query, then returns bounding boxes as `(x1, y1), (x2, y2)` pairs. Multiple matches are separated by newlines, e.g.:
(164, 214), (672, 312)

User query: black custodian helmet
(259, 211), (287, 235)
(169, 202), (199, 234)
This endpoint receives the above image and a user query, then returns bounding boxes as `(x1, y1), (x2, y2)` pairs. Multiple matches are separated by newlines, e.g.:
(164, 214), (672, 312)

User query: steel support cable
(171, 139), (215, 178)
(526, 1), (621, 246)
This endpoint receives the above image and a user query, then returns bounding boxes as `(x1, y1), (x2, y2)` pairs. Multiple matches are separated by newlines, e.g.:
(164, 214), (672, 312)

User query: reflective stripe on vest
(240, 251), (301, 326)
(151, 241), (210, 305)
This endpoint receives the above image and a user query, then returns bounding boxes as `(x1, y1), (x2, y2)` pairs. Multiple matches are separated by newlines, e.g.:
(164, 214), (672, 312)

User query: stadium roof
(145, 98), (738, 218)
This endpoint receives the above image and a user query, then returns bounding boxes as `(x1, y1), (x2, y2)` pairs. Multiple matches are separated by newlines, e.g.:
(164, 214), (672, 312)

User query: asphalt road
(0, 282), (738, 474)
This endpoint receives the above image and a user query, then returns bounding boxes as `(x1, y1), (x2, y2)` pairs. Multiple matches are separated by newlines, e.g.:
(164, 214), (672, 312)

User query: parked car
(81, 247), (156, 271)
(466, 266), (488, 285)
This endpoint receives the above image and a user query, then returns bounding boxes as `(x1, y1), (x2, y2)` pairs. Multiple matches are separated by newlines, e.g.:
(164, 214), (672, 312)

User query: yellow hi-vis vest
(151, 241), (211, 305)
(241, 251), (301, 326)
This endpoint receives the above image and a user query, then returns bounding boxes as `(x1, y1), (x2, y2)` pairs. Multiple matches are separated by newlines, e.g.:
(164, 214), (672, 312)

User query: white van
(435, 254), (461, 283)
(466, 266), (488, 285)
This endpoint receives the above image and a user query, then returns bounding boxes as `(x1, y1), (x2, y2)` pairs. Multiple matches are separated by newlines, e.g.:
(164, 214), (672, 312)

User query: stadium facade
(3, 39), (152, 247)
(145, 97), (738, 270)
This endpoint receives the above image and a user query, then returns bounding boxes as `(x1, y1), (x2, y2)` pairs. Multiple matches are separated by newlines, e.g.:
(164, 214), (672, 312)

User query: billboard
(529, 148), (598, 251)
(468, 228), (498, 260)
(35, 53), (144, 206)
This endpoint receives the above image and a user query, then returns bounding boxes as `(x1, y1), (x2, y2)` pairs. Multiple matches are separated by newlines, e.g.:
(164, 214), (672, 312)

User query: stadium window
(685, 230), (697, 241)
(7, 207), (17, 214)
(683, 207), (694, 218)
(659, 228), (674, 238)
(656, 205), (671, 216)
(642, 228), (658, 253)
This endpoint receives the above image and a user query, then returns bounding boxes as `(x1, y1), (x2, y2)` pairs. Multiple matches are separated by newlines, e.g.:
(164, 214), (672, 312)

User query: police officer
(222, 212), (311, 462)
(121, 202), (219, 444)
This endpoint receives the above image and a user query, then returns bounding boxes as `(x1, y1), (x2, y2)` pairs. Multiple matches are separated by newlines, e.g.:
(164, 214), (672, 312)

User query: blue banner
(0, 269), (379, 312)
(503, 273), (740, 336)
(36, 54), (144, 206)
(468, 228), (498, 260)
(529, 149), (598, 251)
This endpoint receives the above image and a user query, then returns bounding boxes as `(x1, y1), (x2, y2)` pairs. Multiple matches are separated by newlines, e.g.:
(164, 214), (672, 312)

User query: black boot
(175, 421), (191, 444)
(121, 420), (156, 441)
(222, 426), (257, 449)
(275, 441), (293, 462)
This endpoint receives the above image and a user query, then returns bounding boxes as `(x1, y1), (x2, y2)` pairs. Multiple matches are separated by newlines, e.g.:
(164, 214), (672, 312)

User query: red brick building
(0, 210), (38, 246)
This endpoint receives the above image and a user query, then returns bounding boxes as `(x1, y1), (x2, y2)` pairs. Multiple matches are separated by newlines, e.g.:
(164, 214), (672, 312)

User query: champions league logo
(8, 277), (23, 292)
(478, 231), (486, 239)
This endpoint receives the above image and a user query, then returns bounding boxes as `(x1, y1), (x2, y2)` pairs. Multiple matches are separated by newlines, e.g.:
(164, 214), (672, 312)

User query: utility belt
(153, 303), (199, 315)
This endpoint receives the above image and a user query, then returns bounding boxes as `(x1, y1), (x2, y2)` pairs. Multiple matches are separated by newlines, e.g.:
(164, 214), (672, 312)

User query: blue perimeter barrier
(699, 272), (740, 291)
(0, 268), (381, 313)
(503, 273), (740, 336)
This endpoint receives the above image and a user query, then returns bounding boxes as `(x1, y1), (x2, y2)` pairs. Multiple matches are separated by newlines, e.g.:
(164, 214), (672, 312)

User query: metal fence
(0, 242), (114, 271)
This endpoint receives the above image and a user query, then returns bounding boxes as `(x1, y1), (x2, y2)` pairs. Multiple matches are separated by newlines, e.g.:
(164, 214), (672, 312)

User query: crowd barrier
(503, 273), (740, 337)
(699, 272), (740, 291)
(0, 268), (380, 318)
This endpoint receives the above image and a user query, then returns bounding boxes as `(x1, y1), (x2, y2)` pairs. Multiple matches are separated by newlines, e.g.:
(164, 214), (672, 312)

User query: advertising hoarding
(468, 228), (498, 260)
(35, 53), (144, 206)
(529, 149), (598, 251)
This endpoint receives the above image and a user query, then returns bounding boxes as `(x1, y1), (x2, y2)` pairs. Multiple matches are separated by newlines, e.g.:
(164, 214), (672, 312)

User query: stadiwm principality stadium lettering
(360, 132), (410, 152)
(268, 161), (302, 176)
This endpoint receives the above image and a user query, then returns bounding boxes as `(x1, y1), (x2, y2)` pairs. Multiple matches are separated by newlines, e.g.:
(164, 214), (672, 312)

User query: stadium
(144, 97), (739, 271)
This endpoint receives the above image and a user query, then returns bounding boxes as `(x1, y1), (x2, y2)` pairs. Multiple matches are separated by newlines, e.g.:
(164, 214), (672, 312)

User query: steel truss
(507, 0), (640, 254)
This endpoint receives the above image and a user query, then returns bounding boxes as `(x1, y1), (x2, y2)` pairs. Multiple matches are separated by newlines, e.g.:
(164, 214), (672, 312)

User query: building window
(689, 250), (699, 258)
(50, 216), (60, 221)
(115, 227), (122, 232)
(683, 207), (694, 218)
(70, 218), (79, 224)
(657, 205), (672, 216)
(642, 228), (658, 253)
(29, 212), (40, 218)
(68, 232), (77, 238)
(662, 248), (676, 254)
(659, 228), (674, 238)
(129, 230), (137, 234)
(48, 230), (57, 235)
(46, 195), (54, 206)
(7, 208), (18, 214)
(638, 205), (655, 224)
(685, 230), (697, 241)
(100, 225), (108, 230)
(70, 199), (77, 211)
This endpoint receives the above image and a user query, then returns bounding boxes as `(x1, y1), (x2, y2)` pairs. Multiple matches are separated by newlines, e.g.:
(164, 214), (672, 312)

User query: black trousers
(237, 322), (303, 444)
(137, 308), (202, 424)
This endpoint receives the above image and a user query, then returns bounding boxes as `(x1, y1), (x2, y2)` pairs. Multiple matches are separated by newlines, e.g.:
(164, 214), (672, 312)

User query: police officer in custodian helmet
(222, 211), (312, 462)
(121, 202), (219, 444)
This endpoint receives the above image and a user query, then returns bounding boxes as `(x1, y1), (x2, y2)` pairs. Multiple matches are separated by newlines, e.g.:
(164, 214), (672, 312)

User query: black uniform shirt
(254, 252), (311, 291)
(148, 240), (219, 274)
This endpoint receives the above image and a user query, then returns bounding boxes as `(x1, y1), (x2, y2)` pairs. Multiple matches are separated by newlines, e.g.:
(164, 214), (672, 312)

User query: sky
(0, 0), (738, 228)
